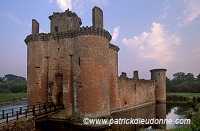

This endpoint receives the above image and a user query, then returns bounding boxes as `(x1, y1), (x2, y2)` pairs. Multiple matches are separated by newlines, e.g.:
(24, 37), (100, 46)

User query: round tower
(150, 69), (167, 102)
(26, 20), (48, 105)
(73, 6), (112, 117)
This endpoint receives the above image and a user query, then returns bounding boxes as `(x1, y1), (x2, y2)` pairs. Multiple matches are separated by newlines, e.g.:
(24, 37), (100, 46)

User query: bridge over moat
(0, 102), (64, 130)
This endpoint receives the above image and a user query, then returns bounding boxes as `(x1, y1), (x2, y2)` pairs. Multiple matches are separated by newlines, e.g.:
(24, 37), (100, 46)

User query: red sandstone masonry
(117, 73), (156, 109)
(25, 6), (166, 118)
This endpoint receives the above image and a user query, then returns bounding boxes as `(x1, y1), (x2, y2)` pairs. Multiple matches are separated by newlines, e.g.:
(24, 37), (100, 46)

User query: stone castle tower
(25, 7), (166, 118)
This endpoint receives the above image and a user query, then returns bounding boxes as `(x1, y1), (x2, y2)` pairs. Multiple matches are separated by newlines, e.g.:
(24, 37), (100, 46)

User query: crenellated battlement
(49, 9), (79, 20)
(109, 43), (120, 52)
(119, 71), (154, 82)
(25, 26), (112, 44)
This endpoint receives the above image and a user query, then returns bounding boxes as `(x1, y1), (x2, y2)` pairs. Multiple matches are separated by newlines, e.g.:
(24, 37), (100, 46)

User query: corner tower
(150, 69), (167, 102)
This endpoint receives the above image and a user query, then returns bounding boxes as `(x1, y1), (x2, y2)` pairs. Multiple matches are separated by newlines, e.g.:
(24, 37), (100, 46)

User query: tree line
(0, 74), (27, 93)
(0, 72), (200, 93)
(167, 72), (200, 93)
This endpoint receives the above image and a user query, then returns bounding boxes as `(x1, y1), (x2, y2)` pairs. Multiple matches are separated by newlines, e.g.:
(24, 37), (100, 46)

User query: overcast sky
(0, 0), (200, 79)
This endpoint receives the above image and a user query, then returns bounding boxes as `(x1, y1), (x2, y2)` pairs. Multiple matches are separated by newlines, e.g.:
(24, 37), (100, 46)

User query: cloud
(1, 12), (47, 33)
(49, 0), (53, 3)
(122, 22), (180, 66)
(179, 0), (200, 26)
(162, 0), (170, 18)
(1, 13), (23, 25)
(193, 48), (200, 57)
(50, 0), (108, 14)
(90, 0), (109, 5)
(112, 26), (120, 42)
(54, 0), (72, 11)
(73, 0), (109, 15)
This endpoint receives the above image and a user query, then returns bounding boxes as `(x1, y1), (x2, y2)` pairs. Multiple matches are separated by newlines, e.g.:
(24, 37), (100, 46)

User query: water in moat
(0, 100), (27, 111)
(0, 101), (194, 130)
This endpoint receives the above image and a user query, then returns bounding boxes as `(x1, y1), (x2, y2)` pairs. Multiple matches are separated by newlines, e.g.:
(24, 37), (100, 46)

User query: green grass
(0, 93), (27, 104)
(167, 93), (200, 98)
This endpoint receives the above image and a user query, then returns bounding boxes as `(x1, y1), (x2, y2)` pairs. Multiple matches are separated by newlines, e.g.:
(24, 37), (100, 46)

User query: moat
(0, 101), (193, 130)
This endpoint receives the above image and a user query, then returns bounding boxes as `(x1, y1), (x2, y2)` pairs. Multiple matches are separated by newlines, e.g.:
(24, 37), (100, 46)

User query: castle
(25, 6), (167, 118)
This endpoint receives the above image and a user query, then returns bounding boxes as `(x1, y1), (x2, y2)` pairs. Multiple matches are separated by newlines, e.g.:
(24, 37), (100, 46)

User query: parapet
(120, 72), (127, 78)
(109, 43), (120, 52)
(24, 26), (112, 44)
(49, 9), (80, 20)
(150, 69), (167, 72)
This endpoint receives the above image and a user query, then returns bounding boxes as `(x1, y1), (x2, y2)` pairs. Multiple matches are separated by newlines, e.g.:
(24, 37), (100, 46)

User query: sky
(0, 0), (200, 79)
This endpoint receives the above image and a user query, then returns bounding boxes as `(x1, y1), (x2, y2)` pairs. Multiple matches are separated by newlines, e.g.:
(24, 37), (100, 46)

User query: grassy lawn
(0, 93), (27, 105)
(167, 92), (200, 98)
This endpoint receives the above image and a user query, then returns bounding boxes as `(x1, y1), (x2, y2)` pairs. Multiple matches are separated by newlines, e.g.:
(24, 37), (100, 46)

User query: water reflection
(0, 101), (193, 130)
(111, 103), (166, 130)
(166, 102), (194, 129)
(36, 103), (167, 131)
(0, 100), (27, 111)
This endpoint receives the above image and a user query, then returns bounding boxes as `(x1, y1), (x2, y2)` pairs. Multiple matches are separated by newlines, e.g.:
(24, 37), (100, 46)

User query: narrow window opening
(124, 101), (127, 105)
(58, 48), (60, 52)
(78, 57), (81, 66)
(55, 26), (58, 32)
(158, 73), (160, 76)
(35, 66), (40, 68)
(57, 64), (60, 70)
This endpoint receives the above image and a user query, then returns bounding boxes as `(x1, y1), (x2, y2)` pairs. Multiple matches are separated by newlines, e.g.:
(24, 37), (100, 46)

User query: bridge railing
(0, 102), (64, 124)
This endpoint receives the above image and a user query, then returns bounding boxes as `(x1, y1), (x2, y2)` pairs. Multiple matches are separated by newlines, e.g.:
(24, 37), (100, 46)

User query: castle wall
(46, 38), (74, 117)
(73, 34), (110, 117)
(117, 73), (156, 109)
(27, 40), (48, 105)
(108, 44), (120, 111)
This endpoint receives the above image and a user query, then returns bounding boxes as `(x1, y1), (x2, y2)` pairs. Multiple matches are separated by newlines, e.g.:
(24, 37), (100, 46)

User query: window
(55, 26), (58, 32)
(78, 57), (81, 66)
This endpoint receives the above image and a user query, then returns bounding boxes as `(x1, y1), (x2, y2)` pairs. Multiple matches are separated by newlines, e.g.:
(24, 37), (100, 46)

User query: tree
(173, 72), (186, 84)
(0, 74), (27, 93)
(166, 77), (173, 92)
(3, 74), (26, 81)
(185, 73), (194, 81)
(0, 77), (3, 82)
(197, 73), (200, 81)
(168, 72), (200, 93)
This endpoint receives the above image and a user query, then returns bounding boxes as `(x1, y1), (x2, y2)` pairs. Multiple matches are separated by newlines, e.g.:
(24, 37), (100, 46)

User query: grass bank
(0, 93), (27, 105)
(167, 93), (200, 102)
(167, 93), (200, 98)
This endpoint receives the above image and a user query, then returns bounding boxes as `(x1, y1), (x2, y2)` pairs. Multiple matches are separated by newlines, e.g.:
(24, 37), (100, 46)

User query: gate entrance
(55, 74), (63, 104)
